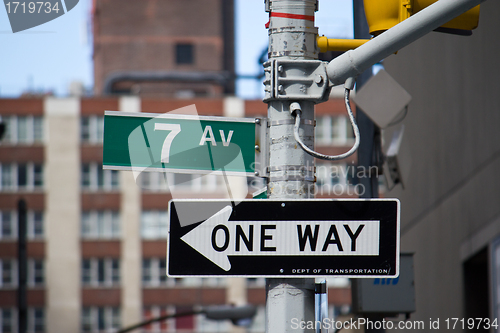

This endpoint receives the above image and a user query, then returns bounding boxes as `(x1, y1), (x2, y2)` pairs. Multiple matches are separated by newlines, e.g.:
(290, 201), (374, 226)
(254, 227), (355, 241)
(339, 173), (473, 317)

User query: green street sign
(103, 111), (265, 176)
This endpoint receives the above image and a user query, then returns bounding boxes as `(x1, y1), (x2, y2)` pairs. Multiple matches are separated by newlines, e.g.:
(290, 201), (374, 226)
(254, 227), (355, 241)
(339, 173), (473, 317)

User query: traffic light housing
(363, 0), (480, 36)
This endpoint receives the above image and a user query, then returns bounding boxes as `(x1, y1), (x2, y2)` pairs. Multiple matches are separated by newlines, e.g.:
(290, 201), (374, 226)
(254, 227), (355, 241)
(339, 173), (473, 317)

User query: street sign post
(167, 199), (400, 278)
(103, 111), (265, 176)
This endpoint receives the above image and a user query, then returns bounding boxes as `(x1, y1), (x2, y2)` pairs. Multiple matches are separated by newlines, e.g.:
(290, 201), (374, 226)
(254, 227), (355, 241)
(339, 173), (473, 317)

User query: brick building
(92, 0), (235, 97)
(0, 97), (354, 333)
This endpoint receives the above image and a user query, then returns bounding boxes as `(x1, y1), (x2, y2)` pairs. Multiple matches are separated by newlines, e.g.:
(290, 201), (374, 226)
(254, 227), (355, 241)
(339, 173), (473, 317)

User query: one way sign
(167, 199), (400, 278)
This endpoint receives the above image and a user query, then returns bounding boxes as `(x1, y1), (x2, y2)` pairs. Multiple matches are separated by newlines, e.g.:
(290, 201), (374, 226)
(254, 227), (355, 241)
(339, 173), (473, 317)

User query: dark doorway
(463, 247), (489, 332)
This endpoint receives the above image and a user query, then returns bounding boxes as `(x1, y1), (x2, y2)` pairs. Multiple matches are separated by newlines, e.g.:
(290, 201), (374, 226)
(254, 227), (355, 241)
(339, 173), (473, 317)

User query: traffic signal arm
(326, 0), (486, 87)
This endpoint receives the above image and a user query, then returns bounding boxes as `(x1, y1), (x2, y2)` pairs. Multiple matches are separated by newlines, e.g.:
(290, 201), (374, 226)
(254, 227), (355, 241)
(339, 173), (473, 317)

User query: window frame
(81, 258), (120, 287)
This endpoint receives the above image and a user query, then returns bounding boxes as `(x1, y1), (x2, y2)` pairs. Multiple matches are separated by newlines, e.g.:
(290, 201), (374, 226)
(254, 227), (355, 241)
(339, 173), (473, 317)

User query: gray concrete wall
(383, 0), (500, 325)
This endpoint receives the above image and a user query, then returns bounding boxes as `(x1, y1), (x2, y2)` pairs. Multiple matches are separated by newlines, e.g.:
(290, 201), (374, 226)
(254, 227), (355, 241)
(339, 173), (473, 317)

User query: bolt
(255, 145), (260, 151)
(255, 171), (260, 176)
(281, 203), (285, 207)
(278, 65), (284, 73)
(255, 118), (261, 125)
(278, 85), (284, 94)
(315, 75), (323, 84)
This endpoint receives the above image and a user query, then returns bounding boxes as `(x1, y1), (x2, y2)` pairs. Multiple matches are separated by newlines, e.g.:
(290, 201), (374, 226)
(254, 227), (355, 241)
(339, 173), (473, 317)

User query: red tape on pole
(265, 12), (315, 28)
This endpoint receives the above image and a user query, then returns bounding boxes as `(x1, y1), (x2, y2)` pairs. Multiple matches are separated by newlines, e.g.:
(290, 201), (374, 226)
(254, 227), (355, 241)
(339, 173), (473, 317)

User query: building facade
(383, 0), (500, 328)
(0, 97), (354, 333)
(92, 0), (235, 97)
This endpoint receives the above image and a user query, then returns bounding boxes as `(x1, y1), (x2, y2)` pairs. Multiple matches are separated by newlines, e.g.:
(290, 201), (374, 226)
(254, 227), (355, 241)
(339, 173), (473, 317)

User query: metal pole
(17, 198), (27, 333)
(265, 1), (317, 332)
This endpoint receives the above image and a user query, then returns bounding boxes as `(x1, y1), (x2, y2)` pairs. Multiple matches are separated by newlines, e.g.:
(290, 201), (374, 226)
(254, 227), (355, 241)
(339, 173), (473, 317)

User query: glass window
(1, 164), (13, 189)
(81, 212), (92, 237)
(18, 163), (27, 187)
(81, 164), (91, 188)
(1, 259), (15, 287)
(97, 307), (106, 330)
(33, 117), (43, 143)
(17, 116), (28, 143)
(32, 211), (43, 237)
(32, 307), (44, 332)
(81, 260), (92, 284)
(96, 117), (104, 143)
(1, 308), (14, 333)
(142, 259), (152, 284)
(81, 307), (92, 332)
(97, 259), (105, 284)
(32, 260), (44, 286)
(111, 259), (120, 284)
(111, 212), (120, 237)
(1, 116), (13, 143)
(111, 307), (120, 329)
(1, 211), (14, 238)
(97, 167), (104, 188)
(110, 170), (119, 189)
(81, 117), (90, 142)
(33, 164), (43, 188)
(159, 259), (167, 283)
(82, 211), (120, 239)
(141, 211), (168, 239)
(176, 44), (194, 64)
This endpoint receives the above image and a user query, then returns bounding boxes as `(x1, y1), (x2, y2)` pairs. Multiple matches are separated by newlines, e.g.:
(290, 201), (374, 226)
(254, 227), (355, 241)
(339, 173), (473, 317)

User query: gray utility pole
(264, 0), (317, 332)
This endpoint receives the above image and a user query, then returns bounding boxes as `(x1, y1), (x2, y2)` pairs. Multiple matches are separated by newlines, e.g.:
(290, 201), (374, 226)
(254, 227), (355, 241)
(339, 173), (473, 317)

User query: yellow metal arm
(317, 36), (370, 53)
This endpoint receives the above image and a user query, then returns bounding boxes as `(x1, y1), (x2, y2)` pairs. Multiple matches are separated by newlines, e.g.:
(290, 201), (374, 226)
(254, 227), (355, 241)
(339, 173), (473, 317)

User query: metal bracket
(254, 117), (269, 178)
(263, 59), (330, 103)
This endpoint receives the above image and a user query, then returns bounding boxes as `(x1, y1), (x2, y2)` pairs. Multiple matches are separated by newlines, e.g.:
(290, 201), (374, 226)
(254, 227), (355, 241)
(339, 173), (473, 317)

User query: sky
(0, 0), (353, 99)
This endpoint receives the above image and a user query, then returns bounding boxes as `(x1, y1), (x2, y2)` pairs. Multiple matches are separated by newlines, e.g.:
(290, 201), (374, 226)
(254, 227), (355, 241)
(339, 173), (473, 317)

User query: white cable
(292, 88), (360, 161)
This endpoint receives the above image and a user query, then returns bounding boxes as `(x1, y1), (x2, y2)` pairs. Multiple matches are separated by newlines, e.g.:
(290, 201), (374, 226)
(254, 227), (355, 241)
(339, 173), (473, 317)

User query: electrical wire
(292, 88), (360, 161)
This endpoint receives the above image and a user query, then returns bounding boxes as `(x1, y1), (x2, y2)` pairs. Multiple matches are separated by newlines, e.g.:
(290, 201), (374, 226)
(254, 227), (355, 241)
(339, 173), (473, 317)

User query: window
(139, 172), (225, 193)
(0, 259), (44, 289)
(0, 163), (44, 192)
(0, 115), (44, 145)
(0, 308), (15, 333)
(175, 44), (194, 65)
(141, 211), (168, 239)
(142, 306), (175, 333)
(81, 116), (104, 144)
(316, 116), (354, 145)
(30, 211), (44, 239)
(28, 259), (44, 287)
(81, 163), (119, 191)
(142, 258), (168, 287)
(247, 278), (266, 288)
(81, 211), (120, 239)
(81, 258), (120, 287)
(0, 211), (15, 239)
(0, 210), (44, 240)
(0, 259), (16, 289)
(28, 307), (44, 333)
(81, 307), (120, 332)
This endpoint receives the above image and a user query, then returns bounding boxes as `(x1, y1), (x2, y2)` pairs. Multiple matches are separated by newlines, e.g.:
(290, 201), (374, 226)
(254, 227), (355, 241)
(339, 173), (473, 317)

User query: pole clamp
(263, 59), (330, 103)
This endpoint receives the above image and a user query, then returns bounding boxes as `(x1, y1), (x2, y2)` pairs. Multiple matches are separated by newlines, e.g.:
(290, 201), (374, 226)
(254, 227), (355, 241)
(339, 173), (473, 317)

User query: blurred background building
(0, 2), (355, 332)
(382, 0), (500, 327)
(0, 96), (354, 333)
